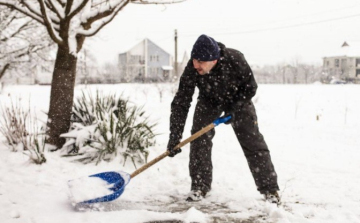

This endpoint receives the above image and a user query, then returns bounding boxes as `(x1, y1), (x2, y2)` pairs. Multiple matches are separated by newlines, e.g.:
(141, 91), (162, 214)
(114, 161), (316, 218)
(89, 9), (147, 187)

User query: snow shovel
(69, 115), (231, 204)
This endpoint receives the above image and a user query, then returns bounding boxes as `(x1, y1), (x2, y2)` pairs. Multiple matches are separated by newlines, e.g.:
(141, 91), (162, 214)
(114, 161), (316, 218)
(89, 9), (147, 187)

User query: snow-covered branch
(37, 0), (63, 45)
(54, 0), (65, 7)
(21, 0), (62, 24)
(80, 0), (127, 26)
(78, 0), (128, 37)
(0, 10), (17, 29)
(0, 19), (32, 42)
(20, 0), (43, 18)
(0, 7), (54, 80)
(1, 46), (29, 60)
(0, 1), (45, 25)
(68, 0), (89, 19)
(45, 0), (64, 19)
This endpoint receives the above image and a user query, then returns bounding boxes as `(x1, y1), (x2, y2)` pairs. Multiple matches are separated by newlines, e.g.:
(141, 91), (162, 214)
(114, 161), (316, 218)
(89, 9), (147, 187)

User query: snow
(68, 176), (115, 204)
(0, 83), (360, 223)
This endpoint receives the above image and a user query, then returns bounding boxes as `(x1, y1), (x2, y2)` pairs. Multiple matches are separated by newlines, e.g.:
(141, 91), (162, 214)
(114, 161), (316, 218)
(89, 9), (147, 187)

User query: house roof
(325, 41), (360, 58)
(119, 38), (172, 56)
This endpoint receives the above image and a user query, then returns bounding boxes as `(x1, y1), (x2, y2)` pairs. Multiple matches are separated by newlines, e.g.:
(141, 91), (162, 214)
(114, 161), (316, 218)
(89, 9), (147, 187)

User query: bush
(0, 97), (46, 164)
(60, 91), (156, 167)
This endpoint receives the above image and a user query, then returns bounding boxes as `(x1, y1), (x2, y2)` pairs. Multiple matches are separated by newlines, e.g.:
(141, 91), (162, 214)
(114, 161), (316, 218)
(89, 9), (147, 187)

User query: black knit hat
(191, 34), (220, 61)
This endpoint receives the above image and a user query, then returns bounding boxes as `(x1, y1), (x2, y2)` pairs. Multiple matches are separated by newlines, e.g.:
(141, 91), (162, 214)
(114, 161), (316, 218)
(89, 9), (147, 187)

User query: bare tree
(0, 7), (53, 81)
(289, 57), (301, 84)
(0, 0), (186, 149)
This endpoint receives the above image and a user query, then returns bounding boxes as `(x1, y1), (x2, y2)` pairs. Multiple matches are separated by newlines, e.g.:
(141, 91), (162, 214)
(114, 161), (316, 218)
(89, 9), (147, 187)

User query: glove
(167, 139), (181, 157)
(224, 109), (235, 125)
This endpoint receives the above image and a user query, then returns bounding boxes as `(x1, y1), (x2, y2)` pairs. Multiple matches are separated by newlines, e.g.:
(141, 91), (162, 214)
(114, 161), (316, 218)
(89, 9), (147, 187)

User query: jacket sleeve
(168, 61), (196, 147)
(233, 52), (258, 103)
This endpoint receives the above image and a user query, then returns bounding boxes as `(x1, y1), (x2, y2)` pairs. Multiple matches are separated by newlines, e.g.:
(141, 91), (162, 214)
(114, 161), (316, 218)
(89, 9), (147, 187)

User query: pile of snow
(183, 207), (208, 223)
(68, 176), (114, 204)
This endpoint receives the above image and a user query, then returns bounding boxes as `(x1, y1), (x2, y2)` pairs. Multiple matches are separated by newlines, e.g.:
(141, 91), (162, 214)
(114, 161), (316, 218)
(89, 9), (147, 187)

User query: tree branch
(64, 0), (73, 15)
(54, 0), (65, 7)
(1, 19), (32, 42)
(45, 0), (63, 19)
(79, 0), (129, 37)
(68, 0), (89, 19)
(0, 64), (10, 80)
(0, 10), (17, 30)
(31, 42), (54, 54)
(81, 0), (127, 28)
(0, 1), (45, 25)
(15, 43), (51, 58)
(37, 0), (63, 45)
(20, 0), (43, 18)
(20, 0), (61, 24)
(0, 46), (29, 60)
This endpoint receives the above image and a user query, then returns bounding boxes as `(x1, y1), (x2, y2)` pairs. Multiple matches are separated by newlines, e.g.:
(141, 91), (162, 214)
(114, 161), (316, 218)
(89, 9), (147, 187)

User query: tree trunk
(46, 45), (77, 149)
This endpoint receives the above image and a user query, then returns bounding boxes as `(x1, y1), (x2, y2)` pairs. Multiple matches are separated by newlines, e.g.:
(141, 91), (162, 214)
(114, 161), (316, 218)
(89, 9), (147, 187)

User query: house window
(131, 55), (142, 63)
(356, 69), (360, 77)
(335, 59), (339, 67)
(150, 55), (159, 62)
(356, 59), (360, 68)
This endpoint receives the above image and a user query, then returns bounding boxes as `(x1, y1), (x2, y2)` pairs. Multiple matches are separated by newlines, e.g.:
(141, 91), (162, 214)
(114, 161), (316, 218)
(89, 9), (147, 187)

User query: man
(167, 34), (280, 204)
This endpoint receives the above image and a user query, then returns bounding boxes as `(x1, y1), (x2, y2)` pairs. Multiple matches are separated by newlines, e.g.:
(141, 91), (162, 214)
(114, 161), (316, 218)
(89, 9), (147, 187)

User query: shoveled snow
(68, 176), (114, 204)
(0, 83), (359, 223)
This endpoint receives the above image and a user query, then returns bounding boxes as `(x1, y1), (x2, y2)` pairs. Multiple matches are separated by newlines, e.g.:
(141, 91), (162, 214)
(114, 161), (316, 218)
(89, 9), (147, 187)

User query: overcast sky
(87, 0), (360, 66)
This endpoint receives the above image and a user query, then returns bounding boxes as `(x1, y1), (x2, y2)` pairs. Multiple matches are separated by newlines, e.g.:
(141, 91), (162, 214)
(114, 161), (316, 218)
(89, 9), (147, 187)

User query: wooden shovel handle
(130, 123), (216, 178)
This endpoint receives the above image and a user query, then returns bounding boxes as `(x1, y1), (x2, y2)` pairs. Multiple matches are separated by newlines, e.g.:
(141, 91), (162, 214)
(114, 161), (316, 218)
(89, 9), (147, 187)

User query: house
(0, 63), (52, 85)
(118, 38), (174, 82)
(32, 63), (53, 85)
(76, 50), (102, 84)
(322, 41), (360, 83)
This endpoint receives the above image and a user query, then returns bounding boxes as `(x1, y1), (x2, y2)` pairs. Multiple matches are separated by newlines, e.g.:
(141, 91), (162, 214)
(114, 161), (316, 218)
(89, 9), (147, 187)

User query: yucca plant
(0, 98), (28, 151)
(61, 90), (156, 167)
(0, 97), (46, 164)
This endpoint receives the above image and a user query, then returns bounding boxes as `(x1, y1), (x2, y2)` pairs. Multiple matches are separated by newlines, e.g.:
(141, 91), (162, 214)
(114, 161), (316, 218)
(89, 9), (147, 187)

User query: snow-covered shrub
(0, 97), (46, 164)
(60, 91), (156, 167)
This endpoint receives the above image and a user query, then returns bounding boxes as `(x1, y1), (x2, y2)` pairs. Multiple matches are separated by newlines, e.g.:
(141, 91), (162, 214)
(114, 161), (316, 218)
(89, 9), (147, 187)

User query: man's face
(193, 59), (217, 75)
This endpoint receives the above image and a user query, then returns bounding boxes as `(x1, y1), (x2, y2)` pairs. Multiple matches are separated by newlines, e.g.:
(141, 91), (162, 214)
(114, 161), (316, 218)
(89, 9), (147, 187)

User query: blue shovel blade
(69, 171), (131, 204)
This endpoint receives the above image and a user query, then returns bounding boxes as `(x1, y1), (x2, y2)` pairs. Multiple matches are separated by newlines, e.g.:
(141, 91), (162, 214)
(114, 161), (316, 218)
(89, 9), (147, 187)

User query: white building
(118, 38), (174, 82)
(323, 41), (360, 82)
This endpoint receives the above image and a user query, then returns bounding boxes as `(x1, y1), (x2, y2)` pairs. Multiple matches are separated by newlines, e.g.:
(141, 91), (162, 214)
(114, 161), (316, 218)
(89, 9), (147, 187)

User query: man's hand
(224, 109), (235, 125)
(168, 147), (182, 157)
(167, 140), (182, 157)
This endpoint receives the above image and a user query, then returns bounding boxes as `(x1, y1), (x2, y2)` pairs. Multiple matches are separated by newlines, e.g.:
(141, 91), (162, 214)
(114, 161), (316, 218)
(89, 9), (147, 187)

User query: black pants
(189, 100), (279, 194)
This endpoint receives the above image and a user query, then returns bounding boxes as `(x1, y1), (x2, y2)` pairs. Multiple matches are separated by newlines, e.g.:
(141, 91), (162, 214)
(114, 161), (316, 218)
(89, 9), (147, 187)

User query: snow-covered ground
(0, 83), (359, 223)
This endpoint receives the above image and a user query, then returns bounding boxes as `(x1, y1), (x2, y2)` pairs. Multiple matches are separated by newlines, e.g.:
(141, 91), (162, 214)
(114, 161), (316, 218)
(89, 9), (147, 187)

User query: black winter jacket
(168, 42), (258, 146)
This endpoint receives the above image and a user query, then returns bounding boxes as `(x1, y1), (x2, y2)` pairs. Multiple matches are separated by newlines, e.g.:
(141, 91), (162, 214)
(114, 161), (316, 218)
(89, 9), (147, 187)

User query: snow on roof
(161, 65), (173, 70)
(325, 41), (360, 58)
(119, 38), (172, 56)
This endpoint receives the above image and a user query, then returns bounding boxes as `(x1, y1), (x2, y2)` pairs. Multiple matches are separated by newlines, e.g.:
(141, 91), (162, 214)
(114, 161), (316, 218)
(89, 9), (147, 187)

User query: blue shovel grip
(213, 115), (231, 126)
